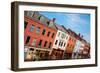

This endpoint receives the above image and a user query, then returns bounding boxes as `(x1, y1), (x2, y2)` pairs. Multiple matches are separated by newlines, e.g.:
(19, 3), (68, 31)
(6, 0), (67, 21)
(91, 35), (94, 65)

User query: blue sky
(39, 11), (90, 43)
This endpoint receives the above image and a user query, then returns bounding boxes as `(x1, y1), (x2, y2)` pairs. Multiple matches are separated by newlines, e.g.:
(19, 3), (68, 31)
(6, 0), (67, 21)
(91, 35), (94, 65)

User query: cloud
(64, 14), (88, 26)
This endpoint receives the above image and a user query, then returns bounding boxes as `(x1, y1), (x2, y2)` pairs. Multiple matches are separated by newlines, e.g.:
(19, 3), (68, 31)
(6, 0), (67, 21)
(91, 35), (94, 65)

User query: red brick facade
(24, 16), (57, 49)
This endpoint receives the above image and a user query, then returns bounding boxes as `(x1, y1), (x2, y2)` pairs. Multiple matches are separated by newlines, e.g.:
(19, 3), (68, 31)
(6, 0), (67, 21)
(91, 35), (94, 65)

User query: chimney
(81, 35), (83, 38)
(52, 18), (56, 22)
(78, 33), (80, 37)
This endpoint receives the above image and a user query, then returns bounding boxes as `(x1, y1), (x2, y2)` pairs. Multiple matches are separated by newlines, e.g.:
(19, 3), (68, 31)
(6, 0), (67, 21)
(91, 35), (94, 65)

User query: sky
(39, 11), (90, 43)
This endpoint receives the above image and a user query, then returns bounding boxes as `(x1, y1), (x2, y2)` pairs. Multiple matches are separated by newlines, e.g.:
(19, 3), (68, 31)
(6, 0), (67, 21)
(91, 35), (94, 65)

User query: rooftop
(24, 11), (57, 30)
(55, 24), (67, 33)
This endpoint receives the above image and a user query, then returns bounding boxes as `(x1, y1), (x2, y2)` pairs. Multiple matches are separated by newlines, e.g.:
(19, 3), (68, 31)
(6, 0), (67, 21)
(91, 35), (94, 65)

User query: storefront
(24, 46), (51, 61)
(50, 48), (64, 60)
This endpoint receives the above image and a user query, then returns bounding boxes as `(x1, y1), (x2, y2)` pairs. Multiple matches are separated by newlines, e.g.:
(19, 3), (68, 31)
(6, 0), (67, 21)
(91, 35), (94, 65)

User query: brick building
(63, 28), (77, 59)
(24, 11), (57, 61)
(50, 25), (69, 60)
(78, 39), (90, 59)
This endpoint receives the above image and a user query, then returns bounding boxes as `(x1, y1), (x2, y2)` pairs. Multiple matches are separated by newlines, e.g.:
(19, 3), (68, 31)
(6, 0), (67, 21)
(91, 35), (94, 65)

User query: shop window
(25, 36), (30, 44)
(30, 48), (34, 51)
(56, 52), (58, 56)
(40, 53), (42, 57)
(36, 50), (38, 51)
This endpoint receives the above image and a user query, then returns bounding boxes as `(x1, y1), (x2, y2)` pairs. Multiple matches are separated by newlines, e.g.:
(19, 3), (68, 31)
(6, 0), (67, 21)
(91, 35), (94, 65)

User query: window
(55, 40), (58, 45)
(40, 16), (45, 22)
(59, 41), (61, 46)
(58, 32), (60, 37)
(38, 40), (42, 47)
(38, 16), (41, 20)
(61, 33), (65, 39)
(48, 42), (52, 48)
(64, 43), (66, 47)
(61, 42), (63, 47)
(32, 38), (37, 46)
(40, 53), (43, 57)
(24, 21), (28, 29)
(25, 36), (30, 44)
(36, 50), (38, 52)
(42, 29), (46, 35)
(44, 41), (47, 47)
(47, 21), (50, 26)
(27, 11), (34, 17)
(30, 48), (34, 51)
(47, 31), (50, 37)
(32, 12), (35, 17)
(52, 33), (54, 38)
(30, 25), (34, 32)
(36, 27), (40, 33)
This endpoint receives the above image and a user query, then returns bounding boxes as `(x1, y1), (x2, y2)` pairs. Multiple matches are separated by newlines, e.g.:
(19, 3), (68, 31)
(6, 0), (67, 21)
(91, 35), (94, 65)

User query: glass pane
(30, 25), (34, 32)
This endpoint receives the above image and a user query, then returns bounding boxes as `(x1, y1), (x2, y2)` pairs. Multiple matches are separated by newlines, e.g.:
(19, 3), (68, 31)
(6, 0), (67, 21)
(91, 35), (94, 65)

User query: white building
(52, 25), (70, 51)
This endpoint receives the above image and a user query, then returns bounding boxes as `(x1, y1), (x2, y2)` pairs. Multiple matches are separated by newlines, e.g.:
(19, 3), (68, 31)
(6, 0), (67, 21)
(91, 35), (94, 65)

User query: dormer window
(27, 11), (34, 17)
(40, 16), (45, 23)
(38, 16), (41, 20)
(47, 21), (50, 26)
